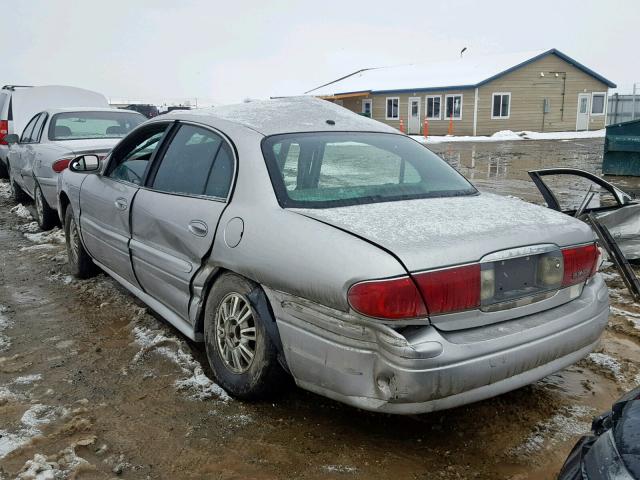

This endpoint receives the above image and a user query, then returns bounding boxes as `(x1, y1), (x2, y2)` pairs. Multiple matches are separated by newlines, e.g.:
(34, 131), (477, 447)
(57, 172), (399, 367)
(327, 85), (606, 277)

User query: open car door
(529, 168), (640, 300)
(528, 168), (640, 260)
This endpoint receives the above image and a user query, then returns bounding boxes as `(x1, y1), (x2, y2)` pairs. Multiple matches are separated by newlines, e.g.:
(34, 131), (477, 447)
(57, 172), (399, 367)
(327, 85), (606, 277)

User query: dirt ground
(1, 137), (639, 480)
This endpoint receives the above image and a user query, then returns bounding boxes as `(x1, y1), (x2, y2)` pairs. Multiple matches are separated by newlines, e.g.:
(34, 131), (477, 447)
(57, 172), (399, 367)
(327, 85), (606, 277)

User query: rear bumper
(268, 275), (609, 414)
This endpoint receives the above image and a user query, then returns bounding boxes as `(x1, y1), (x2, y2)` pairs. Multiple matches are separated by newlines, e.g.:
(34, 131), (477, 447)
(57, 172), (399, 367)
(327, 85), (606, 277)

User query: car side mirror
(5, 134), (19, 145)
(69, 154), (100, 173)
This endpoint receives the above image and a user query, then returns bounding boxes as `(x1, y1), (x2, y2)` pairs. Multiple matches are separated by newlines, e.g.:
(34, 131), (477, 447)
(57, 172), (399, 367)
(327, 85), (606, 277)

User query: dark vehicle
(558, 386), (640, 479)
(120, 104), (159, 119)
(166, 106), (191, 113)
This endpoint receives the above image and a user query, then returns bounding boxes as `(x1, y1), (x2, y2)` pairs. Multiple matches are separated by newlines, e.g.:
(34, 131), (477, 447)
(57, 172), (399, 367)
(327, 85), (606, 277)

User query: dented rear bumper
(266, 274), (609, 414)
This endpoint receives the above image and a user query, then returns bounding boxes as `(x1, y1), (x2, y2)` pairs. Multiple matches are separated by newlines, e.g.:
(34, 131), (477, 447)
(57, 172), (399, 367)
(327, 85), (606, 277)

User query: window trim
(362, 99), (372, 116)
(142, 120), (238, 203)
(103, 121), (176, 187)
(20, 113), (42, 144)
(385, 97), (400, 120)
(591, 92), (606, 116)
(491, 92), (511, 120)
(444, 94), (463, 120)
(425, 95), (442, 120)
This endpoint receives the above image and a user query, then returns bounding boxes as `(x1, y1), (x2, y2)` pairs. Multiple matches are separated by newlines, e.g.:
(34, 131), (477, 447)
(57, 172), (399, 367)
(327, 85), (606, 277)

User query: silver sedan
(6, 107), (145, 229)
(57, 97), (609, 414)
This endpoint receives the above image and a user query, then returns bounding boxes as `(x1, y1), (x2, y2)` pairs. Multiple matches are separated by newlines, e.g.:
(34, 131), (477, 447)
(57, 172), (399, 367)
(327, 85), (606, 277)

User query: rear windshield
(48, 111), (145, 141)
(261, 132), (477, 208)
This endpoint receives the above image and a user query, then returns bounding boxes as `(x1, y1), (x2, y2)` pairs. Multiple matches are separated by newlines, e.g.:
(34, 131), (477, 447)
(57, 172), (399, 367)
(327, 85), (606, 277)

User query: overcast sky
(3, 0), (638, 105)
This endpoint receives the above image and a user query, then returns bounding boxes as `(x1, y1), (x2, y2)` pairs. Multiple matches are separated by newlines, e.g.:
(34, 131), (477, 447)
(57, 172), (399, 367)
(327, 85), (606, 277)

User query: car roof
(44, 107), (145, 115)
(160, 96), (399, 136)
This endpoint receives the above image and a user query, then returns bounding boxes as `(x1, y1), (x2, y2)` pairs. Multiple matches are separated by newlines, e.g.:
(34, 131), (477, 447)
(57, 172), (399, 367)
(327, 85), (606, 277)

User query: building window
(386, 97), (399, 119)
(445, 94), (462, 119)
(425, 96), (441, 120)
(491, 92), (511, 119)
(591, 92), (606, 115)
(362, 99), (372, 117)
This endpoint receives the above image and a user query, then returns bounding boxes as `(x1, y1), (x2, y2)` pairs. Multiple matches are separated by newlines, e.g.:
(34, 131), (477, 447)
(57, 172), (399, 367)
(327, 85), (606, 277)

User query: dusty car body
(6, 108), (145, 229)
(57, 97), (609, 414)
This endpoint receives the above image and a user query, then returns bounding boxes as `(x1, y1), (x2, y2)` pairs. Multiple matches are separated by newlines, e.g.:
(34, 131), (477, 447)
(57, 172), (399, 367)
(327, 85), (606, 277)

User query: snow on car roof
(168, 96), (399, 136)
(304, 49), (616, 96)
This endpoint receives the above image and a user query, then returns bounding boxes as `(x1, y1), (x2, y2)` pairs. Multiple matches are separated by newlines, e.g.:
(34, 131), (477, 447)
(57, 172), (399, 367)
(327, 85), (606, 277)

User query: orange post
(423, 118), (429, 138)
(448, 113), (453, 135)
(399, 117), (405, 134)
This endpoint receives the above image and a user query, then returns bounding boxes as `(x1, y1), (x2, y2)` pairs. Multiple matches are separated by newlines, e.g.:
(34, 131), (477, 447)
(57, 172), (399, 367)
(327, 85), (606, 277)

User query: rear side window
(151, 124), (233, 199)
(0, 93), (7, 119)
(20, 113), (41, 143)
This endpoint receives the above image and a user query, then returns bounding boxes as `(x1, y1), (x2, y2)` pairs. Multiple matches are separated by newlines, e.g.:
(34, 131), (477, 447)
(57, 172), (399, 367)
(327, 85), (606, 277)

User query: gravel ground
(0, 137), (639, 479)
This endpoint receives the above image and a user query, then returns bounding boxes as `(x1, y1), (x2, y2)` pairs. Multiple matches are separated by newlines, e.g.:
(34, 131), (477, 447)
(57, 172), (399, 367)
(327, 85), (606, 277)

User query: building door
(576, 94), (590, 131)
(408, 97), (420, 134)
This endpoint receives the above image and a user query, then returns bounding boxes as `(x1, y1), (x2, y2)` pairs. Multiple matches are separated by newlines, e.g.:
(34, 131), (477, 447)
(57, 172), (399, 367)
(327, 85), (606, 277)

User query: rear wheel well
(195, 268), (286, 370)
(58, 192), (70, 226)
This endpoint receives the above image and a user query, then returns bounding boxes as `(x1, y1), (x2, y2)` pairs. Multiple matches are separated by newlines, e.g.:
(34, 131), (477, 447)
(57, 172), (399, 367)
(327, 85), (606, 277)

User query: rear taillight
(561, 243), (598, 287)
(0, 120), (8, 145)
(348, 276), (427, 320)
(413, 264), (481, 315)
(52, 157), (73, 173)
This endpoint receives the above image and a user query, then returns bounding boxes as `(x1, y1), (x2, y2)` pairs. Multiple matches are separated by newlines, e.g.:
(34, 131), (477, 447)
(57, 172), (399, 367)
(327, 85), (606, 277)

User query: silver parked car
(57, 97), (609, 414)
(6, 108), (145, 229)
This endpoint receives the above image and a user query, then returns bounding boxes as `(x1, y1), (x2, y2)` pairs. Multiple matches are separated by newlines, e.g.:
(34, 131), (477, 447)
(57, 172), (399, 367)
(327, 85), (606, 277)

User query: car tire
(64, 205), (96, 279)
(9, 167), (29, 203)
(204, 273), (285, 400)
(0, 160), (8, 179)
(34, 183), (58, 231)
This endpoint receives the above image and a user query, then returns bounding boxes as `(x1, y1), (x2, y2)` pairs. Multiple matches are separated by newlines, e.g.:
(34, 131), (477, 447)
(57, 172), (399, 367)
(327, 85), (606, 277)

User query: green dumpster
(603, 118), (640, 176)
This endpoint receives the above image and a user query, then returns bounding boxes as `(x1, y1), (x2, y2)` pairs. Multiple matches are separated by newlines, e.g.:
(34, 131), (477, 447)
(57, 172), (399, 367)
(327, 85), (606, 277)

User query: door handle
(115, 198), (128, 211)
(188, 220), (208, 237)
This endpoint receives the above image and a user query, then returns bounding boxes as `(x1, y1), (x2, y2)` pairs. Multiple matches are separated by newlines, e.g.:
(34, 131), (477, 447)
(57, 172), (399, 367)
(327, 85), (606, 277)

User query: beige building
(307, 49), (616, 136)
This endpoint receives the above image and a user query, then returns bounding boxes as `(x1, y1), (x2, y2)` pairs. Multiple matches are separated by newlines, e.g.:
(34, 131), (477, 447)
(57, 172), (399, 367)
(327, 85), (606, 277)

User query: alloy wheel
(68, 217), (80, 265)
(215, 293), (257, 373)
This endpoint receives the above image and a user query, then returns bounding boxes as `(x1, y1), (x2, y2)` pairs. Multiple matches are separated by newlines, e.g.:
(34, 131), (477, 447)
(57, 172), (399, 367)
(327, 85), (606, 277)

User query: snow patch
(17, 221), (40, 233)
(24, 228), (65, 245)
(48, 273), (74, 285)
(0, 404), (68, 459)
(12, 374), (43, 385)
(10, 204), (33, 220)
(130, 318), (230, 401)
(15, 444), (91, 479)
(412, 129), (604, 144)
(587, 353), (624, 381)
(611, 307), (640, 330)
(19, 244), (58, 252)
(322, 465), (358, 474)
(513, 405), (593, 456)
(0, 304), (14, 352)
(0, 180), (10, 199)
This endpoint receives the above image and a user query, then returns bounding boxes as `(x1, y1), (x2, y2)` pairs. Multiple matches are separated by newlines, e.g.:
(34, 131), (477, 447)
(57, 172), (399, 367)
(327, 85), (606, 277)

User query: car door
(9, 113), (39, 190)
(130, 122), (235, 319)
(20, 112), (48, 196)
(79, 122), (172, 287)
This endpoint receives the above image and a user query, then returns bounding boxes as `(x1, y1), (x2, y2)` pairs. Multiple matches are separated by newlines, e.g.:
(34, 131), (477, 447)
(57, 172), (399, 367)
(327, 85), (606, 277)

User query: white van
(0, 85), (108, 177)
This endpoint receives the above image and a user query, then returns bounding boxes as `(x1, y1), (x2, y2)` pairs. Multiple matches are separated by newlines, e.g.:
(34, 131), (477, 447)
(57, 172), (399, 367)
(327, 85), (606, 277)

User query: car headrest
(55, 125), (72, 137)
(106, 125), (126, 135)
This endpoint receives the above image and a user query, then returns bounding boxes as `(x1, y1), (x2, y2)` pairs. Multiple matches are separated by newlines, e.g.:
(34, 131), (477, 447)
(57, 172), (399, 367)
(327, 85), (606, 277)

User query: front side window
(107, 124), (169, 185)
(426, 96), (441, 120)
(445, 95), (462, 119)
(262, 132), (477, 208)
(492, 93), (511, 119)
(591, 93), (606, 115)
(49, 111), (145, 141)
(386, 97), (399, 119)
(151, 124), (232, 198)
